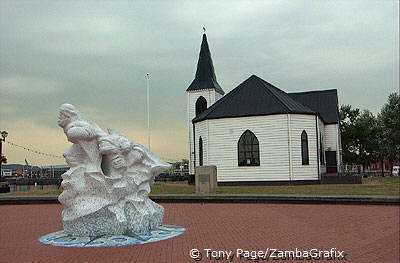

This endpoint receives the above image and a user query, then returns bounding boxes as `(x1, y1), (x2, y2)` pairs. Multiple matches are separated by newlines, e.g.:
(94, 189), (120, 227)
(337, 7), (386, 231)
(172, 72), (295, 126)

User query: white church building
(187, 34), (342, 184)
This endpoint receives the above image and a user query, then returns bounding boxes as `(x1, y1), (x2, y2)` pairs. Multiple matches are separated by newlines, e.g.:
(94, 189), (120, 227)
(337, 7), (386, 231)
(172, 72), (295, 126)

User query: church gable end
(289, 90), (339, 124)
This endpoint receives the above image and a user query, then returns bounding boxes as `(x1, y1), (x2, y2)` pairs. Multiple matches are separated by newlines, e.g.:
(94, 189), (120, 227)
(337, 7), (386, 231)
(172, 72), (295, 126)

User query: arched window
(238, 130), (260, 166)
(195, 96), (207, 116)
(301, 130), (309, 165)
(199, 137), (203, 166)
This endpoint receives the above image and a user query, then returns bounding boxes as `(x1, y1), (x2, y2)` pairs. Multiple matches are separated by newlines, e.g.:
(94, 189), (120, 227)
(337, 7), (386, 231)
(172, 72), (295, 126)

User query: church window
(199, 137), (203, 166)
(195, 96), (207, 116)
(301, 130), (309, 165)
(238, 130), (260, 166)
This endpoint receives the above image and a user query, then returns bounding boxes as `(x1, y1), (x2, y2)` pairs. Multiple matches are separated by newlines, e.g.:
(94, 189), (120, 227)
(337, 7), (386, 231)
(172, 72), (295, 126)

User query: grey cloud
(0, 0), (398, 138)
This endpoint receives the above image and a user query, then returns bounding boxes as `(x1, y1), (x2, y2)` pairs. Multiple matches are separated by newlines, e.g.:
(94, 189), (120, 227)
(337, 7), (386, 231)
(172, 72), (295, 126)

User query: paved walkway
(1, 204), (399, 263)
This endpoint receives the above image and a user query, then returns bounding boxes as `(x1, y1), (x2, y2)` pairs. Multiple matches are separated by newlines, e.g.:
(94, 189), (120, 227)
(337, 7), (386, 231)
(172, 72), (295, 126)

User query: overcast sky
(0, 0), (398, 165)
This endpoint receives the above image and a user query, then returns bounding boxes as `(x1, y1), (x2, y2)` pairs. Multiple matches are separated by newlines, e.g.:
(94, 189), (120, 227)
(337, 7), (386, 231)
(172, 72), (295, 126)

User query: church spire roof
(186, 34), (225, 95)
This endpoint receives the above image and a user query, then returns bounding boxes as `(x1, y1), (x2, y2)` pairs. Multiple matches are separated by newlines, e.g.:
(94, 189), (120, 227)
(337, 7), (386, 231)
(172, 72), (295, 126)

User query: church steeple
(186, 34), (224, 95)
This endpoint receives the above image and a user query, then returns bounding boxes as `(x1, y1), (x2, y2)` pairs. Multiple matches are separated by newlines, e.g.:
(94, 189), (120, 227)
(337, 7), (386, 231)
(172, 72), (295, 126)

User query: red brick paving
(0, 203), (399, 263)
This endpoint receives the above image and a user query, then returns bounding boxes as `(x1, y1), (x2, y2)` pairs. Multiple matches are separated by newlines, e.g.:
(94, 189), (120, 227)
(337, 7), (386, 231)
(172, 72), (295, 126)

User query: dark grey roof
(193, 75), (315, 123)
(186, 34), (225, 95)
(289, 89), (339, 124)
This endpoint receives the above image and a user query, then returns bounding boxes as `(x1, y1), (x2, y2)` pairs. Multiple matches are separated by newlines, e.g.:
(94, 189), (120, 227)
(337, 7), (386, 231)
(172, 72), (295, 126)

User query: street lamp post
(0, 130), (9, 180)
(146, 73), (151, 150)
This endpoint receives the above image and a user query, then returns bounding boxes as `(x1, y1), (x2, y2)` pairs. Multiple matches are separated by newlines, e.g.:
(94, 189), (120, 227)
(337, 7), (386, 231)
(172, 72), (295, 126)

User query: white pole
(146, 73), (151, 150)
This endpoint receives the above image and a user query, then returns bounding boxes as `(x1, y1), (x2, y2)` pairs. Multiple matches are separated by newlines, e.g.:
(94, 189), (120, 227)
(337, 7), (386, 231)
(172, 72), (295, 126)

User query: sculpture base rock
(62, 199), (164, 237)
(39, 224), (185, 248)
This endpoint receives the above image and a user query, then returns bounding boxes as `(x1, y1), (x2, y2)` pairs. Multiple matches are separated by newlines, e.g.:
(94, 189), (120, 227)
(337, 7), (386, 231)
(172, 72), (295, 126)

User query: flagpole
(146, 73), (150, 150)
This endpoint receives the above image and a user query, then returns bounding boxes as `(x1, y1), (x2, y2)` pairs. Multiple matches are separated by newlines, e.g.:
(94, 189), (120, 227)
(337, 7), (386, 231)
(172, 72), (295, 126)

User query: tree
(371, 120), (387, 176)
(378, 92), (400, 174)
(353, 110), (377, 170)
(339, 105), (360, 165)
(340, 93), (400, 174)
(339, 105), (377, 170)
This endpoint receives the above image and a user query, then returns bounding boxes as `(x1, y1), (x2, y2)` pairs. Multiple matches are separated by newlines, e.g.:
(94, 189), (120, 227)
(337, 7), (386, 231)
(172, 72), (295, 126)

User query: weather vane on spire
(203, 26), (206, 34)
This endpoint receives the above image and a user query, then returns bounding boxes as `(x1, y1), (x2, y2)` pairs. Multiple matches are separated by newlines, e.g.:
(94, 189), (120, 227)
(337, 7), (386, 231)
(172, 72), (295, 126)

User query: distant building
(1, 169), (12, 177)
(42, 165), (69, 178)
(169, 159), (189, 176)
(187, 34), (342, 184)
(368, 160), (400, 174)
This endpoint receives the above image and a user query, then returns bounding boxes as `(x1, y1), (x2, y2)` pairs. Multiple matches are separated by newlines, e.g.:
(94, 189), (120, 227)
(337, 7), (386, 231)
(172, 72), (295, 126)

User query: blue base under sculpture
(39, 224), (185, 248)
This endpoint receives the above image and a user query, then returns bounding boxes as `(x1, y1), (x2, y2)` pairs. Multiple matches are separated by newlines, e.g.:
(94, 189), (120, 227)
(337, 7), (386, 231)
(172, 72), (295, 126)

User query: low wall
(5, 178), (62, 185)
(0, 195), (399, 205)
(0, 182), (10, 193)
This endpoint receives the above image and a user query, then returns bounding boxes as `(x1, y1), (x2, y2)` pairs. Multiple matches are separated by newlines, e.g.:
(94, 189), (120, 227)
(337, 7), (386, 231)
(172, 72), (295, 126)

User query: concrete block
(195, 166), (217, 194)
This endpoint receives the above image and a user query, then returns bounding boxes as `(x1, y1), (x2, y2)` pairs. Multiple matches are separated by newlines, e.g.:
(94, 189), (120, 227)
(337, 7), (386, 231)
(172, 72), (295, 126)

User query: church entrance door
(325, 151), (337, 173)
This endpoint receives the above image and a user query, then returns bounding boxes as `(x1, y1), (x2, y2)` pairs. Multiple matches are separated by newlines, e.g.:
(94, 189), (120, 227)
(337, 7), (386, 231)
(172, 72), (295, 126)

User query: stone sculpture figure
(57, 104), (170, 237)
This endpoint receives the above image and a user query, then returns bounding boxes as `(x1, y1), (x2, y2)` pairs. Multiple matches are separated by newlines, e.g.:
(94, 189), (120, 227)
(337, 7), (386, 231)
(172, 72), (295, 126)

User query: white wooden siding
(337, 124), (342, 166)
(194, 121), (208, 166)
(194, 114), (320, 182)
(215, 92), (223, 101)
(324, 123), (342, 169)
(318, 118), (326, 174)
(187, 89), (219, 174)
(324, 124), (338, 151)
(289, 115), (319, 180)
(205, 115), (291, 182)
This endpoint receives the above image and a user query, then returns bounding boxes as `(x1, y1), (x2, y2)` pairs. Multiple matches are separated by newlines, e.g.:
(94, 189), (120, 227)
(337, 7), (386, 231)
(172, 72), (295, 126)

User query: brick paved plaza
(1, 203), (399, 263)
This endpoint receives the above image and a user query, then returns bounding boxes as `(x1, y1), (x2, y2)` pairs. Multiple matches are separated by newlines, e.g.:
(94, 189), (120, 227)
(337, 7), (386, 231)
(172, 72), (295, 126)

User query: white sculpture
(57, 103), (170, 237)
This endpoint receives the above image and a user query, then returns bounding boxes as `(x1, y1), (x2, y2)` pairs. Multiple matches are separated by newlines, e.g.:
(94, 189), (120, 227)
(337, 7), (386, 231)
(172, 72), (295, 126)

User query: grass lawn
(217, 177), (400, 196)
(0, 177), (399, 197)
